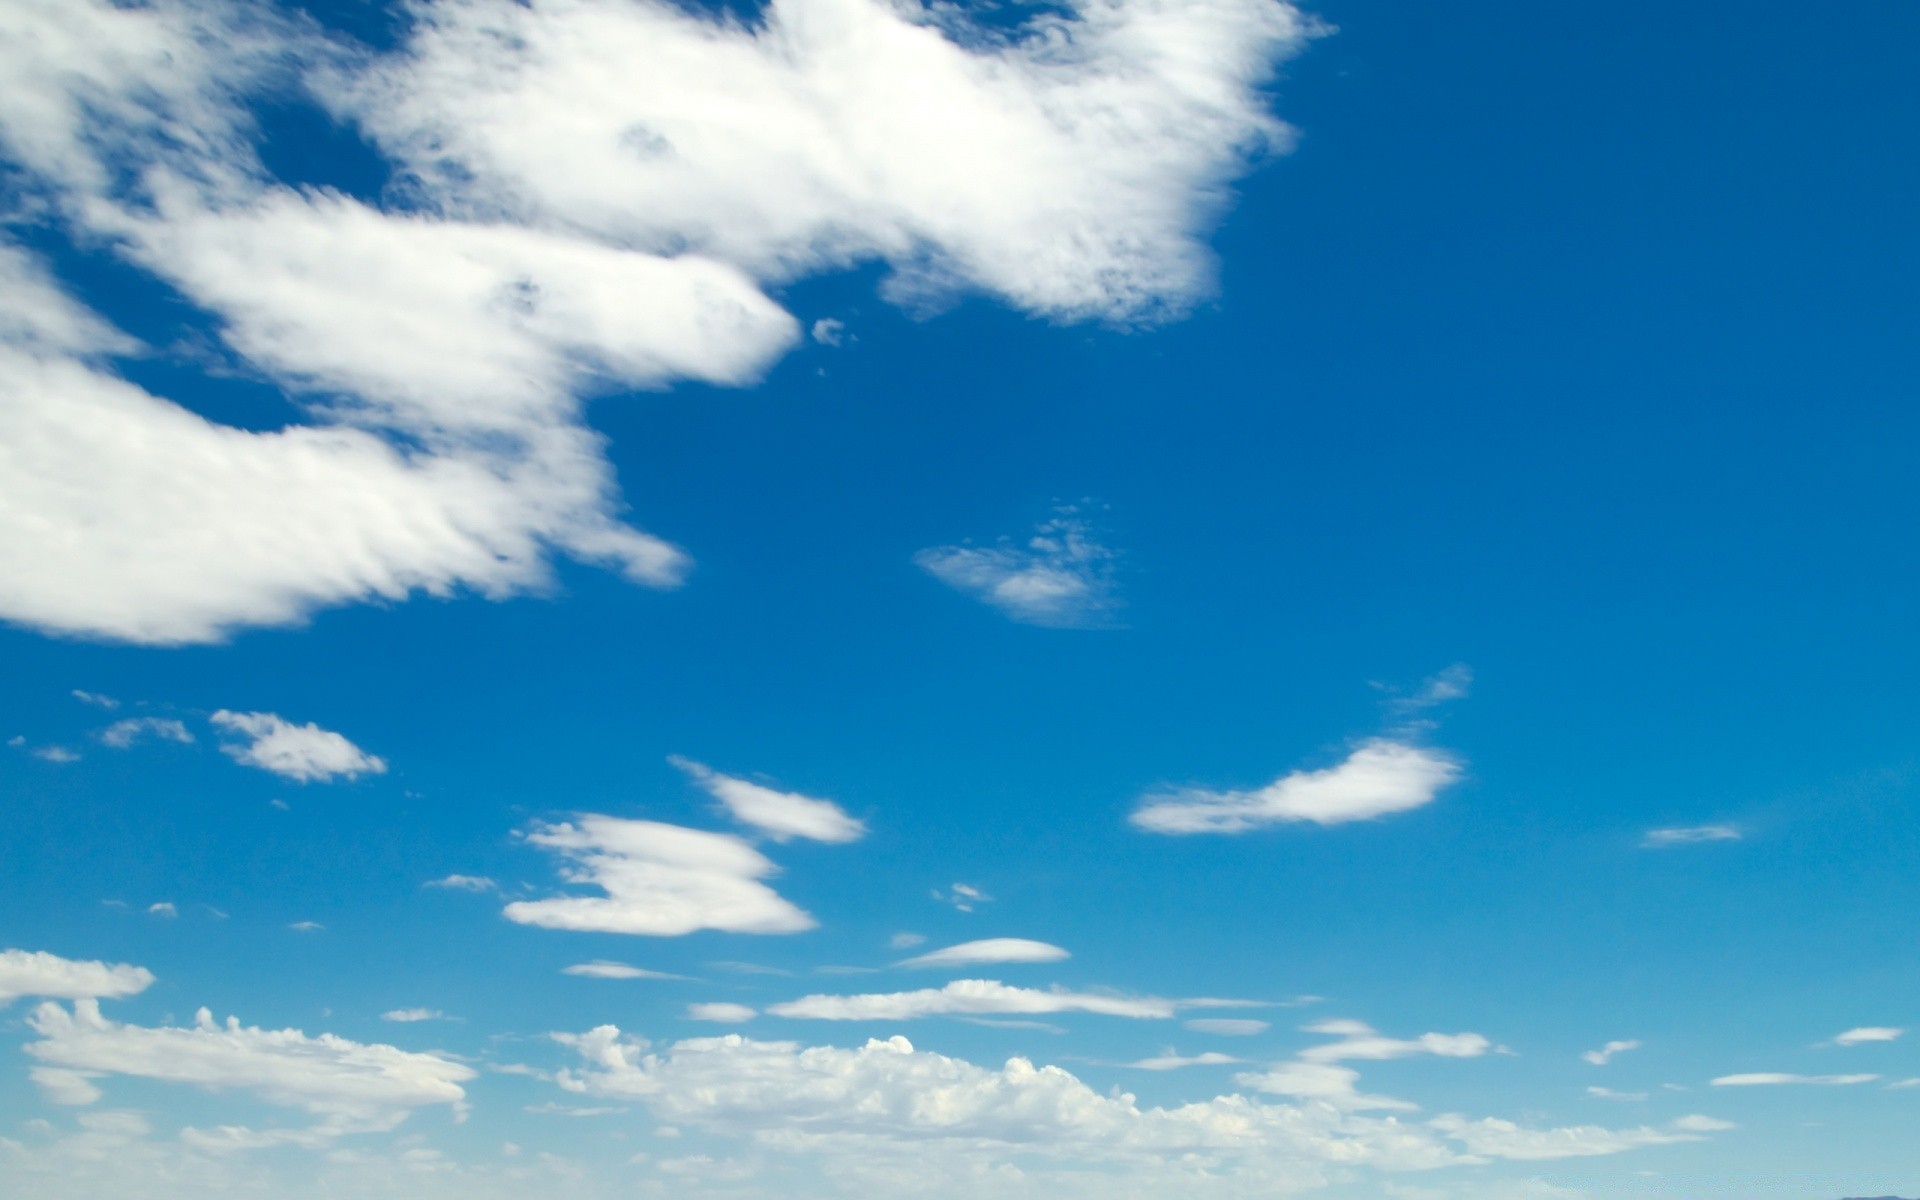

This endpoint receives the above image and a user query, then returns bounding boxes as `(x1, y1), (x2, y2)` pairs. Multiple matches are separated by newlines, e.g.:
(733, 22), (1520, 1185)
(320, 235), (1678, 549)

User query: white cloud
(211, 711), (386, 782)
(147, 903), (177, 919)
(1131, 740), (1461, 834)
(0, 0), (1312, 646)
(0, 949), (154, 1005)
(25, 999), (475, 1138)
(1126, 1052), (1241, 1070)
(30, 746), (79, 763)
(288, 921), (324, 933)
(670, 757), (866, 844)
(767, 979), (1175, 1021)
(1832, 1026), (1902, 1047)
(899, 939), (1070, 969)
(29, 1066), (104, 1106)
(1710, 1072), (1880, 1087)
(71, 690), (118, 709)
(933, 883), (991, 913)
(563, 961), (694, 982)
(811, 318), (845, 347)
(98, 717), (193, 748)
(1642, 825), (1741, 848)
(1670, 1114), (1736, 1132)
(505, 816), (816, 936)
(916, 512), (1119, 628)
(1586, 1086), (1648, 1101)
(382, 1009), (446, 1023)
(1236, 1061), (1415, 1112)
(1298, 1020), (1492, 1064)
(424, 874), (498, 893)
(688, 1003), (758, 1024)
(1386, 665), (1473, 715)
(1185, 1018), (1270, 1036)
(1425, 1114), (1704, 1160)
(1582, 1039), (1640, 1066)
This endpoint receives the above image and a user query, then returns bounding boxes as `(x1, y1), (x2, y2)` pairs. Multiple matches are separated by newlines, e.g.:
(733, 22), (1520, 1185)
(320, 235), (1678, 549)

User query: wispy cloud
(381, 1009), (446, 1023)
(1124, 1052), (1242, 1070)
(898, 939), (1070, 969)
(1642, 825), (1741, 848)
(1583, 1039), (1641, 1066)
(1298, 1019), (1492, 1063)
(423, 875), (497, 893)
(767, 980), (1179, 1021)
(212, 711), (386, 783)
(1711, 1072), (1879, 1087)
(562, 962), (694, 982)
(932, 883), (991, 913)
(99, 717), (193, 749)
(1831, 1026), (1902, 1047)
(670, 757), (865, 844)
(915, 510), (1120, 629)
(1131, 740), (1461, 834)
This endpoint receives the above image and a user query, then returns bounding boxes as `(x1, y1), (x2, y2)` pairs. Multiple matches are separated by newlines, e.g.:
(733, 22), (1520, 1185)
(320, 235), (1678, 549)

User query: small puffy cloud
(25, 999), (474, 1137)
(898, 938), (1070, 969)
(1299, 1020), (1492, 1063)
(915, 511), (1119, 629)
(423, 874), (497, 893)
(98, 717), (193, 748)
(71, 690), (118, 709)
(211, 711), (386, 782)
(1125, 1052), (1241, 1070)
(1131, 740), (1461, 834)
(767, 979), (1175, 1021)
(381, 1009), (446, 1023)
(1642, 825), (1741, 848)
(505, 816), (816, 936)
(670, 757), (865, 844)
(688, 1003), (757, 1024)
(1711, 1072), (1880, 1087)
(810, 318), (844, 346)
(1186, 1018), (1270, 1036)
(0, 949), (154, 1005)
(147, 903), (177, 918)
(1832, 1026), (1903, 1047)
(1583, 1039), (1641, 1066)
(564, 961), (694, 982)
(932, 883), (990, 912)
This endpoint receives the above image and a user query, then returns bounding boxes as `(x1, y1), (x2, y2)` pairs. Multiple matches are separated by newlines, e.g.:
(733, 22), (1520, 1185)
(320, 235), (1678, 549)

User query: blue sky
(1, 0), (1917, 1196)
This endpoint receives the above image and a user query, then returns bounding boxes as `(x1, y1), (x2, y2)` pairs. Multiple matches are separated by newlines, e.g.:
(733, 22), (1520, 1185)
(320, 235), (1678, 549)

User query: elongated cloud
(1643, 825), (1741, 848)
(767, 979), (1175, 1021)
(25, 1000), (474, 1137)
(898, 939), (1071, 969)
(670, 757), (865, 844)
(1583, 1039), (1641, 1066)
(916, 513), (1119, 628)
(0, 950), (154, 1005)
(1131, 740), (1461, 834)
(505, 816), (816, 936)
(0, 0), (1311, 645)
(1299, 1019), (1492, 1063)
(1831, 1026), (1901, 1047)
(1711, 1072), (1879, 1087)
(211, 711), (386, 782)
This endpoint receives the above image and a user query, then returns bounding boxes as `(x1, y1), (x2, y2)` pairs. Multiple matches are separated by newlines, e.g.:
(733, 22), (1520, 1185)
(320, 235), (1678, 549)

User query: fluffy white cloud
(505, 816), (816, 936)
(899, 939), (1071, 969)
(1710, 1072), (1879, 1087)
(98, 717), (194, 749)
(916, 512), (1119, 628)
(563, 961), (693, 981)
(25, 999), (474, 1138)
(1236, 1061), (1415, 1112)
(670, 757), (866, 844)
(767, 980), (1176, 1021)
(1582, 1039), (1640, 1066)
(211, 710), (386, 782)
(0, 0), (1312, 645)
(1131, 740), (1461, 834)
(1642, 825), (1741, 848)
(1832, 1026), (1902, 1046)
(0, 949), (154, 1005)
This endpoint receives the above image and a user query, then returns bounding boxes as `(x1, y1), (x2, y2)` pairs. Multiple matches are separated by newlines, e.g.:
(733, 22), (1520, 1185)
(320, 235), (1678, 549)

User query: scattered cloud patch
(1125, 1052), (1242, 1070)
(1186, 1018), (1271, 1036)
(563, 961), (694, 982)
(0, 949), (154, 1005)
(1383, 664), (1473, 716)
(505, 817), (816, 936)
(424, 874), (498, 893)
(212, 711), (386, 782)
(1832, 1027), (1902, 1047)
(1587, 1086), (1648, 1101)
(71, 691), (118, 709)
(1642, 825), (1741, 849)
(1299, 1020), (1492, 1063)
(99, 717), (193, 748)
(688, 1003), (757, 1024)
(932, 883), (990, 913)
(1132, 740), (1461, 834)
(288, 921), (324, 933)
(1237, 1061), (1416, 1112)
(1711, 1072), (1879, 1087)
(147, 903), (177, 919)
(670, 757), (866, 844)
(915, 511), (1120, 628)
(1583, 1039), (1641, 1066)
(1426, 1114), (1707, 1160)
(767, 980), (1176, 1021)
(30, 745), (80, 763)
(899, 938), (1070, 969)
(381, 1009), (446, 1023)
(810, 318), (844, 347)
(888, 932), (927, 950)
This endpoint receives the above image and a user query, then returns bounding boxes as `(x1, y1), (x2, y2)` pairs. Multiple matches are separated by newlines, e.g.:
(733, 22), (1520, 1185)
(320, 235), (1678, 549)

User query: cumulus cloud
(0, 949), (154, 1005)
(1583, 1039), (1640, 1066)
(0, 0), (1312, 645)
(1711, 1072), (1880, 1087)
(505, 816), (816, 936)
(916, 512), (1119, 628)
(898, 939), (1070, 969)
(1832, 1026), (1902, 1047)
(25, 999), (474, 1138)
(1131, 740), (1461, 834)
(211, 711), (386, 782)
(549, 1027), (1719, 1178)
(1297, 1020), (1492, 1064)
(1642, 825), (1741, 848)
(767, 980), (1177, 1021)
(670, 757), (866, 844)
(98, 717), (194, 748)
(563, 961), (694, 982)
